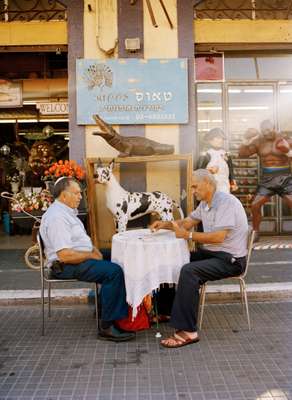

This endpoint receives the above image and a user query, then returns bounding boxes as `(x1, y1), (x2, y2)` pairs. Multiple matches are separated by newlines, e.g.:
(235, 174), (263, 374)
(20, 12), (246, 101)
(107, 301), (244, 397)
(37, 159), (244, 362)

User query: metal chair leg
(41, 281), (45, 336)
(239, 280), (245, 314)
(48, 283), (51, 318)
(241, 279), (251, 330)
(94, 284), (99, 332)
(198, 284), (206, 330)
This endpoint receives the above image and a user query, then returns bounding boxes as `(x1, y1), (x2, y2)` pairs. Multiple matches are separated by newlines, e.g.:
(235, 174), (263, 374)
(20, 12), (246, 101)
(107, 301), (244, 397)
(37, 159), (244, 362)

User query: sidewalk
(0, 301), (292, 400)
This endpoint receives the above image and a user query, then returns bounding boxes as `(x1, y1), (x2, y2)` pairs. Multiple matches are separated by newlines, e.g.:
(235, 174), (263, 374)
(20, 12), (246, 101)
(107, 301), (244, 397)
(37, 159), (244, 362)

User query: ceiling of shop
(194, 0), (292, 20)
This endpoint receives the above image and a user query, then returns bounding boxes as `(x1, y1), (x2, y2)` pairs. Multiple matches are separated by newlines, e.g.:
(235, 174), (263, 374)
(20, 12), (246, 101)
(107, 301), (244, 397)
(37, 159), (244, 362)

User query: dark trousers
(52, 259), (128, 322)
(170, 249), (246, 332)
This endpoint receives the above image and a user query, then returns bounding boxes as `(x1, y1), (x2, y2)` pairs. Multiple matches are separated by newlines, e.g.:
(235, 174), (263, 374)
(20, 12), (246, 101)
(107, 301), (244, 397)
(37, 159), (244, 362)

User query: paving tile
(0, 303), (292, 400)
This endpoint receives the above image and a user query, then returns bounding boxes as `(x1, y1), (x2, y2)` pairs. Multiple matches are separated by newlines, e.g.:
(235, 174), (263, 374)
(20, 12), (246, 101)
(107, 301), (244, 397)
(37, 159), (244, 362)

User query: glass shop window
(196, 83), (223, 153)
(257, 56), (292, 80)
(225, 57), (257, 80)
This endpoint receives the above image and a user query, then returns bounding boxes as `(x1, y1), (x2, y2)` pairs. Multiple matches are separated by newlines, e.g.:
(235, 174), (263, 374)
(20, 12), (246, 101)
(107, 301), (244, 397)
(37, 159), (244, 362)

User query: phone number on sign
(135, 113), (176, 120)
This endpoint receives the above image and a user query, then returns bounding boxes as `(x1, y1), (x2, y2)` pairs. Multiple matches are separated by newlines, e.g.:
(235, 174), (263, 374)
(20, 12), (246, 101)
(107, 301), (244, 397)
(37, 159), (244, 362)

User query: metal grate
(0, 0), (67, 22)
(194, 0), (292, 20)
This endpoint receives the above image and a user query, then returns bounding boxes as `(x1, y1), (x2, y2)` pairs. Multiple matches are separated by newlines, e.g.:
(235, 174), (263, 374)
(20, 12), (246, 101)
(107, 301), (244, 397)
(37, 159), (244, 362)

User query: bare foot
(161, 331), (200, 348)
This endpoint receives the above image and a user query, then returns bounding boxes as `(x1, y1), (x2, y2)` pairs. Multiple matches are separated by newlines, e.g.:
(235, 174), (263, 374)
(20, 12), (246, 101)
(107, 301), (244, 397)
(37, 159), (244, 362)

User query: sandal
(160, 331), (200, 348)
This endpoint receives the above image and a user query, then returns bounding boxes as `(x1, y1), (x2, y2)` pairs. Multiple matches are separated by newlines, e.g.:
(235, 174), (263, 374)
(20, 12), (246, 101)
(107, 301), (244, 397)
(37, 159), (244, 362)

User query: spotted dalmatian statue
(94, 159), (184, 232)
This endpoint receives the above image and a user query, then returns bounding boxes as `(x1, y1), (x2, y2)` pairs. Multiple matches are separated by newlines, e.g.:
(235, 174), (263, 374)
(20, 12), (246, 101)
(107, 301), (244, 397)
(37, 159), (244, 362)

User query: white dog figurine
(94, 159), (184, 232)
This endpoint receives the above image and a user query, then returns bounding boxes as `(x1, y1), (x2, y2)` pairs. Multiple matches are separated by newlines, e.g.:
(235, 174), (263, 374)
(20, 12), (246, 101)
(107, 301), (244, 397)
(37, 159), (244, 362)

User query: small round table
(111, 228), (190, 318)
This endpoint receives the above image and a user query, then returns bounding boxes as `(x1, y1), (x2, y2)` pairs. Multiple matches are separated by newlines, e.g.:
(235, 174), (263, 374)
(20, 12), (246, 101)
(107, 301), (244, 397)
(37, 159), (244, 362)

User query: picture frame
(195, 53), (225, 82)
(0, 80), (22, 108)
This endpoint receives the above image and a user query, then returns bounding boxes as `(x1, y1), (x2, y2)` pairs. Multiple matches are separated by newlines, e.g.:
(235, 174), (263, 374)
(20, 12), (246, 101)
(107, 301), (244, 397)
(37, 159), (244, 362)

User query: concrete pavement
(0, 301), (292, 400)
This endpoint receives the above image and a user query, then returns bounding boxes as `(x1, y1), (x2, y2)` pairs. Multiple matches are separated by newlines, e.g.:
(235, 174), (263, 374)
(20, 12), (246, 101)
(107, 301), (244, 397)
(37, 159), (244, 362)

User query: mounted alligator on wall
(92, 114), (174, 157)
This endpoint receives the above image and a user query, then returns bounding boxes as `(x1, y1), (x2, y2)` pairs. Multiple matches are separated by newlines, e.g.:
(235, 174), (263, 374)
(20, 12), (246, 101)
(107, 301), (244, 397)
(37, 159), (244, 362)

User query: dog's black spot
(121, 201), (128, 214)
(131, 194), (151, 218)
(117, 203), (121, 207)
(153, 191), (161, 199)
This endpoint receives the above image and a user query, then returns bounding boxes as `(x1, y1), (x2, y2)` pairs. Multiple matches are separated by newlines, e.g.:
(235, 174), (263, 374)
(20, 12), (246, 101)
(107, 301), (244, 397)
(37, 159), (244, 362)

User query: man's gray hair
(192, 169), (217, 188)
(53, 177), (78, 199)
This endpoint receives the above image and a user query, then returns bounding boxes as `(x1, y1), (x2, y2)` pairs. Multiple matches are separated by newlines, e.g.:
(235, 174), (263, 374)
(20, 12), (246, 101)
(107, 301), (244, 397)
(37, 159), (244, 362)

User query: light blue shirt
(189, 191), (248, 258)
(40, 200), (93, 265)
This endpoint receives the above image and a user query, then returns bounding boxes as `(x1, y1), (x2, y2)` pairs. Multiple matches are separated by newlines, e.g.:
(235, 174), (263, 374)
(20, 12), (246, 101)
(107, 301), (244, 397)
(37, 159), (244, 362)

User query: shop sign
(76, 58), (188, 125)
(195, 53), (224, 81)
(37, 102), (69, 115)
(0, 80), (22, 108)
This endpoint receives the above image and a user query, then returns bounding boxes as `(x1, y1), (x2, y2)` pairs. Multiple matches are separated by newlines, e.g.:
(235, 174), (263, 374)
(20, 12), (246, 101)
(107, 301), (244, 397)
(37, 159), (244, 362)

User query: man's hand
(149, 220), (173, 232)
(92, 247), (103, 260)
(275, 137), (290, 153)
(171, 221), (189, 240)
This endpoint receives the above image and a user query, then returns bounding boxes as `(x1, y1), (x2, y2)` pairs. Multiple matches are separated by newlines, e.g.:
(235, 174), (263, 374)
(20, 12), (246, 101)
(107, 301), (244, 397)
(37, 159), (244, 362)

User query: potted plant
(11, 190), (53, 213)
(43, 160), (85, 182)
(10, 190), (53, 230)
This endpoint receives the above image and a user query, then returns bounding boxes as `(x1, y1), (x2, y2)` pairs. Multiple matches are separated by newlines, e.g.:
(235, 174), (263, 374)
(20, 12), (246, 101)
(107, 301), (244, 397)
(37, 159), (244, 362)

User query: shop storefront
(3, 1), (292, 237)
(0, 51), (69, 230)
(195, 53), (292, 234)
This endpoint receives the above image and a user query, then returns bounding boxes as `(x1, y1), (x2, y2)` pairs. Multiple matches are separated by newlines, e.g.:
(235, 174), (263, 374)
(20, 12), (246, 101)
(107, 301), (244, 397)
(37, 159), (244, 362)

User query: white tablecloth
(111, 228), (190, 317)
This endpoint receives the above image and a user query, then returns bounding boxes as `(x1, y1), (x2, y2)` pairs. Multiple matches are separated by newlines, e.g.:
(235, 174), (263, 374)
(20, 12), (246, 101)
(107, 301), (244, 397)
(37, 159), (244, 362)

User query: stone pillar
(67, 0), (85, 164)
(118, 0), (147, 227)
(178, 0), (196, 209)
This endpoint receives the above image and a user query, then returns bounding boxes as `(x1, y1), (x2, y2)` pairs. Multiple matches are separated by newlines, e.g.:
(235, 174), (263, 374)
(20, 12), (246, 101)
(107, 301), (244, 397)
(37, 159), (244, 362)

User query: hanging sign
(76, 58), (188, 125)
(37, 102), (69, 115)
(195, 53), (224, 81)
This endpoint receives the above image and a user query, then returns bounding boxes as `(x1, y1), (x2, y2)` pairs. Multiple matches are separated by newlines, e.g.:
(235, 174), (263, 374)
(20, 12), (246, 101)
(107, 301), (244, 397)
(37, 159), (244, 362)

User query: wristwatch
(188, 231), (193, 241)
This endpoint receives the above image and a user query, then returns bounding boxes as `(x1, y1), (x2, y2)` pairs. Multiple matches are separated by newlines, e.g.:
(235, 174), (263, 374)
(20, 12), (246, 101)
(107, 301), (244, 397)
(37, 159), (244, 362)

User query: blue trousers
(52, 259), (128, 322)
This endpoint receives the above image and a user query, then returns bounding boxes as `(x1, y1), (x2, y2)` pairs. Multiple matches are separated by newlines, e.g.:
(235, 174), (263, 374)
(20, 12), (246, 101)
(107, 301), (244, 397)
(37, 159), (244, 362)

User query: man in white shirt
(150, 169), (248, 348)
(40, 177), (134, 342)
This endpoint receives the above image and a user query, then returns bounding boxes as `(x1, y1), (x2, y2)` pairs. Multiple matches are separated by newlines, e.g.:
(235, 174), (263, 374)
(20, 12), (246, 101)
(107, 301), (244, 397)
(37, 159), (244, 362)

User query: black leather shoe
(98, 326), (135, 342)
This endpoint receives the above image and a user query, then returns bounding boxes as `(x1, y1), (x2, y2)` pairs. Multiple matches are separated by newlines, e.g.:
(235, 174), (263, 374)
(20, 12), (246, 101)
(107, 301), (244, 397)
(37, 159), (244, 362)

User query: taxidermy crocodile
(92, 114), (175, 157)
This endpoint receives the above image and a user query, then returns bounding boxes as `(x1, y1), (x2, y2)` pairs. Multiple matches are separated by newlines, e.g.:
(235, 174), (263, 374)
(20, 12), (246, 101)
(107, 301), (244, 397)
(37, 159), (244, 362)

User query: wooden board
(85, 154), (193, 249)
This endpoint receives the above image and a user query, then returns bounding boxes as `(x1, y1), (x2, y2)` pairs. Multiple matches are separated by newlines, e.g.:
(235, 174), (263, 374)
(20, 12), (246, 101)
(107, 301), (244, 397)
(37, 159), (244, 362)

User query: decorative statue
(239, 119), (292, 241)
(197, 128), (237, 193)
(92, 114), (174, 157)
(94, 159), (184, 232)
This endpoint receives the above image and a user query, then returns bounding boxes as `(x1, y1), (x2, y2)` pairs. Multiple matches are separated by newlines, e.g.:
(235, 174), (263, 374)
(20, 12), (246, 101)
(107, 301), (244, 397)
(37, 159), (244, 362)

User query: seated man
(40, 176), (135, 342)
(150, 169), (248, 348)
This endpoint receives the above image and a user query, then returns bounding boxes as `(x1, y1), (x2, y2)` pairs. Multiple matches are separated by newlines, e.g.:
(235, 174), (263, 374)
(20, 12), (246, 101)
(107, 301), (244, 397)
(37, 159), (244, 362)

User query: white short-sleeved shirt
(40, 200), (93, 265)
(189, 191), (248, 258)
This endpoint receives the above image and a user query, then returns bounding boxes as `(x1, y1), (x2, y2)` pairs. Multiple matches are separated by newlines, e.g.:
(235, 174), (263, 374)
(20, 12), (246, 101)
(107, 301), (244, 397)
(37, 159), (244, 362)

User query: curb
(0, 289), (92, 306)
(204, 282), (292, 303)
(1, 283), (292, 305)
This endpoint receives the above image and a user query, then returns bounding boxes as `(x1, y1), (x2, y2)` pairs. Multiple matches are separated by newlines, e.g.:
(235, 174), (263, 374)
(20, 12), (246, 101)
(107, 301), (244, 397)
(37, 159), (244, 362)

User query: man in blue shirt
(40, 177), (134, 342)
(150, 169), (248, 348)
